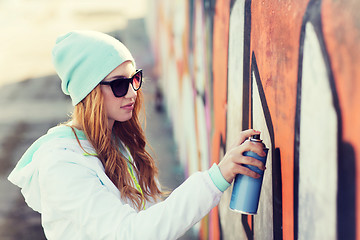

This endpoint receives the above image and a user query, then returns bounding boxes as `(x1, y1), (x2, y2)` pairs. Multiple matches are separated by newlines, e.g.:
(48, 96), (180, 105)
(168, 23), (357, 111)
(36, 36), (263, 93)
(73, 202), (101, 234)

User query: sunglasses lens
(111, 80), (128, 97)
(132, 71), (142, 90)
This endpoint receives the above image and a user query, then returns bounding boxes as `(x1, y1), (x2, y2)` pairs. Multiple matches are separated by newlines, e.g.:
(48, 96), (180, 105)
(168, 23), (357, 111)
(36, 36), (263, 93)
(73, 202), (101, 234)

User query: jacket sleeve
(38, 148), (223, 240)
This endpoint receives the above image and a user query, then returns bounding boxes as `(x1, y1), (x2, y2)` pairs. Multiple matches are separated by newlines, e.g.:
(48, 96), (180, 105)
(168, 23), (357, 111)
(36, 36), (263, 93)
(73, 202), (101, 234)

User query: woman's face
(100, 61), (137, 129)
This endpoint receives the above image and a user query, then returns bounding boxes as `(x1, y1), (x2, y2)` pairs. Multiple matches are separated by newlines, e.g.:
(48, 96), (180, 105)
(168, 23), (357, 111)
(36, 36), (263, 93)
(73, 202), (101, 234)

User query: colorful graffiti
(147, 0), (360, 239)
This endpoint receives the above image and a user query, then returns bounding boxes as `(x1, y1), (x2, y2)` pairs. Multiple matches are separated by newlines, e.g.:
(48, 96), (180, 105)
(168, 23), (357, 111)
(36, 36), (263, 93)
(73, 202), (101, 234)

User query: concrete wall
(147, 0), (360, 239)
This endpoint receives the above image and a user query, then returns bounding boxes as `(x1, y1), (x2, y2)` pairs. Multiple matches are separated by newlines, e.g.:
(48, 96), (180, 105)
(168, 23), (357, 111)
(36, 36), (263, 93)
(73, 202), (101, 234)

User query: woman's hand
(218, 129), (266, 183)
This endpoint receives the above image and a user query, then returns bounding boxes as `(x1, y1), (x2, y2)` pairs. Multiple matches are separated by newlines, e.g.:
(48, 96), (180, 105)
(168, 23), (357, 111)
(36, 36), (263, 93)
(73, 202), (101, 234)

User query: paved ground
(0, 18), (196, 239)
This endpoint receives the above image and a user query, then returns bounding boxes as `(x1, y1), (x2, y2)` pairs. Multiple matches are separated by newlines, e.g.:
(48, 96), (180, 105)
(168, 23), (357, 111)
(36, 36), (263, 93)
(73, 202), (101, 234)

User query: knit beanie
(52, 30), (135, 106)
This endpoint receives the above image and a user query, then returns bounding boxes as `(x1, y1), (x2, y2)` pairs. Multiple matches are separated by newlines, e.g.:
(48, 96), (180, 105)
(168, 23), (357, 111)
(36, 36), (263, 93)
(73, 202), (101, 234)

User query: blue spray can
(229, 134), (268, 214)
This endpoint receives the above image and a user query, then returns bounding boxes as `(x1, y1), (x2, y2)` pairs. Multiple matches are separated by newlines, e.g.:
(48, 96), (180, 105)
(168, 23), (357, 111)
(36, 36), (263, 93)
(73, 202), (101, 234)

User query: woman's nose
(125, 82), (137, 98)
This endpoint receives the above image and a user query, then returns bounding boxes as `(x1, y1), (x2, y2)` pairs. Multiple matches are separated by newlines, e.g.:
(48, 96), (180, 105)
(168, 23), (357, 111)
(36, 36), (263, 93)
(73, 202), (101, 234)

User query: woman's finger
(223, 141), (266, 167)
(233, 164), (261, 179)
(234, 156), (266, 171)
(231, 129), (261, 148)
(226, 141), (266, 170)
(236, 140), (266, 158)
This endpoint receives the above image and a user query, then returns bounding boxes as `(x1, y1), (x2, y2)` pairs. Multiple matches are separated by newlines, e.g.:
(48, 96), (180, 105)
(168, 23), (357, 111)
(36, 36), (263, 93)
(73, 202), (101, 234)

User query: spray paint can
(229, 134), (268, 214)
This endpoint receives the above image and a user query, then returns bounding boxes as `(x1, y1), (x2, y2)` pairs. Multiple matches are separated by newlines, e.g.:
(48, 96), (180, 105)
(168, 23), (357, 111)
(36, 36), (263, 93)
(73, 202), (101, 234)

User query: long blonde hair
(69, 85), (161, 210)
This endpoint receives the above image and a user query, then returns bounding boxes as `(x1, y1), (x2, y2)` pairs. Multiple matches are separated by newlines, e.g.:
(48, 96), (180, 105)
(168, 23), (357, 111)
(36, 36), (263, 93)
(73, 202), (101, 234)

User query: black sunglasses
(100, 69), (143, 97)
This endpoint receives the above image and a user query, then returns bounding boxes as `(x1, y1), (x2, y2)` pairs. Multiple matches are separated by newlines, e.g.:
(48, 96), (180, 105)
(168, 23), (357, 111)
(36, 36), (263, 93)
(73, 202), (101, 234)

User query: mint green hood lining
(15, 125), (87, 170)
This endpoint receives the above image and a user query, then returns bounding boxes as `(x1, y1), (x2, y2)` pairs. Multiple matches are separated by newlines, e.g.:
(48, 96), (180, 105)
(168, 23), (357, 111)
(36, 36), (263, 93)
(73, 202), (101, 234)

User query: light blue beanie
(52, 30), (135, 106)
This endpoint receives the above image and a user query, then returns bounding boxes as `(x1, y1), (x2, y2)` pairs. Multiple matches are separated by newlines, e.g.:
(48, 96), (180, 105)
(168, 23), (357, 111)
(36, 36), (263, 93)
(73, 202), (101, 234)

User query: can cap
(250, 134), (262, 142)
(250, 134), (267, 148)
(251, 134), (261, 140)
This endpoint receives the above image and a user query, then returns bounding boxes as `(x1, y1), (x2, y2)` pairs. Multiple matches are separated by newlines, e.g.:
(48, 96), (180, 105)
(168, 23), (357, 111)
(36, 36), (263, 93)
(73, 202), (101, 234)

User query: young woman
(8, 30), (266, 239)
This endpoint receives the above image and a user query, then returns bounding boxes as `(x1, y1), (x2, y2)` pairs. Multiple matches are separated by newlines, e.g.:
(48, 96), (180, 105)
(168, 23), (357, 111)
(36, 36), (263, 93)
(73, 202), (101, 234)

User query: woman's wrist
(208, 163), (231, 192)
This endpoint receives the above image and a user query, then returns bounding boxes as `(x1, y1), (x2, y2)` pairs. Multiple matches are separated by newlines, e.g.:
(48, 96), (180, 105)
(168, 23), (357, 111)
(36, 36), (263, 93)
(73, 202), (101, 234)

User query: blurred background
(0, 0), (194, 239)
(0, 0), (146, 86)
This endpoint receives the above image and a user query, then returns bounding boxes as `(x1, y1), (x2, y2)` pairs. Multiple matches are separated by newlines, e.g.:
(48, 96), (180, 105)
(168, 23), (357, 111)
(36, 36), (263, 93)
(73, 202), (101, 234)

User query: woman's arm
(38, 149), (221, 240)
(38, 129), (265, 240)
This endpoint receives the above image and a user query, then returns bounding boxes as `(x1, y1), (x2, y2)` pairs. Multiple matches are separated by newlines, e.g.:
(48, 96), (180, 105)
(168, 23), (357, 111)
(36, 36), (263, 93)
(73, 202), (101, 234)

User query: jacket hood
(8, 125), (86, 212)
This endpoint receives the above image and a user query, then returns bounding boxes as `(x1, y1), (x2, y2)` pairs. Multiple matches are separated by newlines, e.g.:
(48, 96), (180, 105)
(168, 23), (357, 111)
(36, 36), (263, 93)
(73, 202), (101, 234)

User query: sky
(0, 0), (148, 87)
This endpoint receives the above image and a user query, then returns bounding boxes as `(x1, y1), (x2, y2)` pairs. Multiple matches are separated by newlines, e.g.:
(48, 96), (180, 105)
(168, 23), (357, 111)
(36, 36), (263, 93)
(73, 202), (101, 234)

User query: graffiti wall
(147, 0), (360, 239)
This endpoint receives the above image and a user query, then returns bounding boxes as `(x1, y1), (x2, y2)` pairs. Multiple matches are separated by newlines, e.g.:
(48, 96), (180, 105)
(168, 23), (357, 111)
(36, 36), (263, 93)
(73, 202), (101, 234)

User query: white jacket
(8, 126), (224, 239)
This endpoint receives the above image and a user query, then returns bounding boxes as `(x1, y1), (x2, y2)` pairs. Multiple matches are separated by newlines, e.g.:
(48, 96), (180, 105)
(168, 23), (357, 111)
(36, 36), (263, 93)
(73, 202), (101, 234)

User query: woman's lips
(121, 102), (134, 110)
